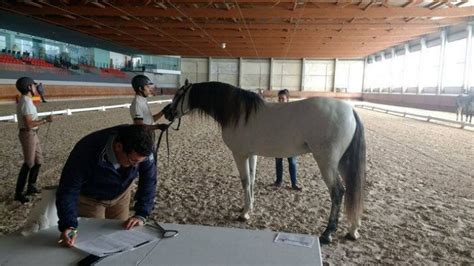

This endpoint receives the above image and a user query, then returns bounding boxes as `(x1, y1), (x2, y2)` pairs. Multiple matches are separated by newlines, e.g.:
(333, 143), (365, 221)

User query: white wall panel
(304, 60), (334, 91)
(335, 60), (364, 92)
(181, 58), (208, 85)
(210, 58), (239, 86)
(271, 59), (301, 91)
(241, 59), (270, 90)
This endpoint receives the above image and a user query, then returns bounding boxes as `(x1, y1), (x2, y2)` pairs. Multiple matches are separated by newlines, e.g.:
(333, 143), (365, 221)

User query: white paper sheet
(74, 230), (158, 257)
(274, 233), (315, 248)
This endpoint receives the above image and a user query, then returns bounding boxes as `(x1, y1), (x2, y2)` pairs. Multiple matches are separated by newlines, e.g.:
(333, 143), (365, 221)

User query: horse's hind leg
(316, 158), (345, 244)
(232, 153), (252, 221)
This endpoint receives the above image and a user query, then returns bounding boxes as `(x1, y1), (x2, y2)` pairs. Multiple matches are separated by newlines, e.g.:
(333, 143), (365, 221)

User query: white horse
(163, 81), (366, 244)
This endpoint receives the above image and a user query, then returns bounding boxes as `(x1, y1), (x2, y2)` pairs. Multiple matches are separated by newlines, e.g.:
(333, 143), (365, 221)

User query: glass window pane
(422, 45), (440, 88)
(443, 38), (466, 87)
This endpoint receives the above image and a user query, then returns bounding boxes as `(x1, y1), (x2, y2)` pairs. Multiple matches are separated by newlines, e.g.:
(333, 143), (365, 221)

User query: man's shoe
(14, 194), (30, 204)
(291, 185), (302, 192)
(26, 186), (41, 195)
(274, 182), (282, 188)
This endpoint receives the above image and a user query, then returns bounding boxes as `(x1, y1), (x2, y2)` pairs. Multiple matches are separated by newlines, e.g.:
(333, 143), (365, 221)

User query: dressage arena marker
(355, 104), (474, 130)
(0, 99), (172, 122)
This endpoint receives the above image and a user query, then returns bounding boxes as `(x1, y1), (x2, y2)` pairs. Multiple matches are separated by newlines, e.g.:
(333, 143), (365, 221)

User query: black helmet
(131, 75), (153, 92)
(16, 77), (36, 95)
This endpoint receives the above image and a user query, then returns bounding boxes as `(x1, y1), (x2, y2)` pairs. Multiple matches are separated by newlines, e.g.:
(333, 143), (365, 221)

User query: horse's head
(164, 81), (192, 121)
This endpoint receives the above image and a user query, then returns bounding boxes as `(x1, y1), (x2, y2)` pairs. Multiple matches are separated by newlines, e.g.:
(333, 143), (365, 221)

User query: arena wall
(0, 83), (133, 101)
(362, 93), (458, 112)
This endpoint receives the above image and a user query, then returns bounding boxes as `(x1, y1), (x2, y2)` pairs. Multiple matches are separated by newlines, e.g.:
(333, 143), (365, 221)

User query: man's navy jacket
(56, 125), (157, 232)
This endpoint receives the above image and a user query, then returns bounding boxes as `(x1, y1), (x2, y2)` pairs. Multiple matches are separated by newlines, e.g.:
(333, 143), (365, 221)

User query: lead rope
(155, 117), (181, 166)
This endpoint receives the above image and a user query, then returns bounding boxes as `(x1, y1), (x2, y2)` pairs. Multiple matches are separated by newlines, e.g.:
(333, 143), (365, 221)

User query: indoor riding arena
(0, 1), (473, 265)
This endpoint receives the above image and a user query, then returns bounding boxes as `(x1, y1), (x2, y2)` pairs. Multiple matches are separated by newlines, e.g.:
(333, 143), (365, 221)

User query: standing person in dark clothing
(273, 89), (301, 191)
(15, 77), (53, 203)
(56, 125), (157, 247)
(36, 82), (47, 103)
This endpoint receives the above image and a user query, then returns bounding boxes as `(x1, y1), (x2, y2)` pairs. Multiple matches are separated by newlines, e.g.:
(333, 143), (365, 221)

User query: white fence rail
(0, 100), (172, 123)
(354, 104), (474, 130)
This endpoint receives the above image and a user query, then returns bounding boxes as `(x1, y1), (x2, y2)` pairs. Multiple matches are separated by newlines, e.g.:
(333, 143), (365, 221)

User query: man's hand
(58, 228), (77, 247)
(122, 216), (145, 230)
(155, 123), (169, 131)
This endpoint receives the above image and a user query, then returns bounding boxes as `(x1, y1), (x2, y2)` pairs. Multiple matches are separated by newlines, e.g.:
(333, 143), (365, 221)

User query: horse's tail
(339, 110), (366, 227)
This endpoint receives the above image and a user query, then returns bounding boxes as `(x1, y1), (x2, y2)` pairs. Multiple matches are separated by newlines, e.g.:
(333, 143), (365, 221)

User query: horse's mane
(187, 82), (264, 128)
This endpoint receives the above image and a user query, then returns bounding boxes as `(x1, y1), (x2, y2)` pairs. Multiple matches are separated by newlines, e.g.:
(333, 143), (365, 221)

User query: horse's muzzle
(162, 104), (175, 121)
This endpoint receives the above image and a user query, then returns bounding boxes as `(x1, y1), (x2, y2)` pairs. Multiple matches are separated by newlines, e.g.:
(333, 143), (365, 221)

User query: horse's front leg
(232, 153), (252, 221)
(248, 155), (257, 210)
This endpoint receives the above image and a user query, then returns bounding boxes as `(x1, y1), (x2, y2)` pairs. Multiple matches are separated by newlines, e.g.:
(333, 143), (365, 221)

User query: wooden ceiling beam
(17, 6), (474, 19)
(43, 16), (467, 29)
(101, 34), (423, 43)
(80, 27), (439, 37)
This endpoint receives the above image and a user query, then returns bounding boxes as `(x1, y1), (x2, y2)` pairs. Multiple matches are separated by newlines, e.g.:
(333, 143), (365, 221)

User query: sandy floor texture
(0, 97), (472, 265)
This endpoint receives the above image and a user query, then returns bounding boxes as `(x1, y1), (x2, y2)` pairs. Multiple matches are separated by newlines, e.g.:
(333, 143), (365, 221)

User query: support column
(402, 44), (409, 94)
(389, 48), (395, 94)
(417, 38), (426, 95)
(332, 58), (338, 93)
(437, 30), (447, 95)
(269, 57), (274, 91)
(463, 25), (472, 94)
(301, 58), (306, 91)
(238, 57), (243, 87)
(362, 57), (368, 93)
(208, 57), (212, 82)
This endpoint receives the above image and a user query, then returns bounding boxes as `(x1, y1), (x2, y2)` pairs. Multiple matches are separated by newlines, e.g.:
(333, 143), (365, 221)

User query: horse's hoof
(319, 235), (332, 245)
(236, 212), (250, 222)
(345, 233), (358, 241)
(236, 216), (247, 222)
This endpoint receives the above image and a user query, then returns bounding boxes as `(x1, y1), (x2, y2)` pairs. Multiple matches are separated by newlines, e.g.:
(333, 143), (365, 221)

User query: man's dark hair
(278, 89), (289, 97)
(115, 125), (153, 156)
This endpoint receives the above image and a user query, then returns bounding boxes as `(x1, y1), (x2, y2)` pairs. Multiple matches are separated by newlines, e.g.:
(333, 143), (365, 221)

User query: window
(405, 50), (420, 89)
(422, 45), (441, 88)
(0, 35), (5, 50)
(391, 54), (404, 88)
(44, 44), (60, 56)
(14, 38), (33, 53)
(443, 38), (466, 87)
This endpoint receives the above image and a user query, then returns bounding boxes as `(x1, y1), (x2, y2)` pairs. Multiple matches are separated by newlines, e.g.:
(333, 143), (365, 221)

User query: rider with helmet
(15, 77), (53, 203)
(130, 75), (168, 131)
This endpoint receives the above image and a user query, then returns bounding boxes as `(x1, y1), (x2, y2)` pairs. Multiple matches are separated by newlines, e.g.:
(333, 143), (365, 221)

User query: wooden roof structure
(1, 0), (473, 58)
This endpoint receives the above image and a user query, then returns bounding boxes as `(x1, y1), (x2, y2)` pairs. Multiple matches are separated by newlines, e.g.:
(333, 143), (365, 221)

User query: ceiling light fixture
(22, 0), (43, 8)
(221, 43), (226, 49)
(89, 0), (106, 8)
(61, 14), (76, 19)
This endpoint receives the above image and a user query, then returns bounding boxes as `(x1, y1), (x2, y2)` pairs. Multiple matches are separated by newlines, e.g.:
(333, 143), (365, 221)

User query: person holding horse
(56, 125), (157, 247)
(274, 89), (302, 191)
(130, 74), (168, 131)
(15, 77), (53, 203)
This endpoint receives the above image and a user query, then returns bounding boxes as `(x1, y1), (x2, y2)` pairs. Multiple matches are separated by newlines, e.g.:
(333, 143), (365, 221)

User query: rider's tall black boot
(26, 164), (42, 195)
(15, 163), (30, 203)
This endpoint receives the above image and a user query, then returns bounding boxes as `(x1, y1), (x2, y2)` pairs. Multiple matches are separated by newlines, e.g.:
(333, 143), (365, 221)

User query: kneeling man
(56, 125), (157, 247)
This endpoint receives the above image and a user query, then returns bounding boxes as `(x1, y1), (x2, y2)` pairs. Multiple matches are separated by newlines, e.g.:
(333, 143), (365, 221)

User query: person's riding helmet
(131, 75), (153, 94)
(16, 77), (36, 95)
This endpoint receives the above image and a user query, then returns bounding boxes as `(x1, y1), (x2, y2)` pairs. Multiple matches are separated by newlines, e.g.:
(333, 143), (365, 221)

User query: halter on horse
(163, 81), (366, 244)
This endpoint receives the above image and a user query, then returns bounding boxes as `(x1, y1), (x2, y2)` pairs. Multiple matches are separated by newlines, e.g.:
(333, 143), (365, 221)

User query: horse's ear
(185, 79), (189, 86)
